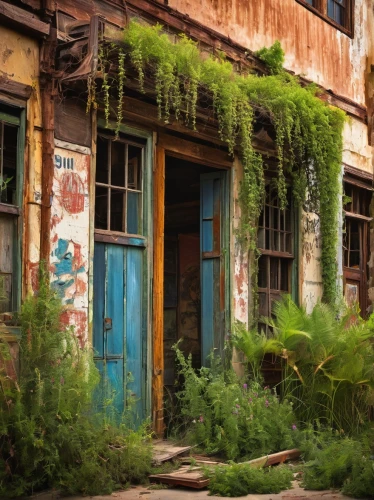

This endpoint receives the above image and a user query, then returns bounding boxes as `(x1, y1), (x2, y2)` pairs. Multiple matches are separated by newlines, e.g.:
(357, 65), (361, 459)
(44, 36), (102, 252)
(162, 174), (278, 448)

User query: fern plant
(234, 296), (374, 433)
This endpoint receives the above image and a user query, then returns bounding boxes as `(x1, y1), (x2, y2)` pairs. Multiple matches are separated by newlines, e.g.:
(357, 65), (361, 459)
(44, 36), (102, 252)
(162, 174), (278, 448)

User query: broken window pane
(110, 188), (125, 232)
(95, 186), (108, 230)
(0, 122), (18, 205)
(111, 141), (126, 188)
(96, 136), (109, 184)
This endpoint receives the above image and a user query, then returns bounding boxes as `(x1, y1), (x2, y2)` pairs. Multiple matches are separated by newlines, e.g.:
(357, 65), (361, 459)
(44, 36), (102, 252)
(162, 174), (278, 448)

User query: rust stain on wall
(169, 0), (367, 104)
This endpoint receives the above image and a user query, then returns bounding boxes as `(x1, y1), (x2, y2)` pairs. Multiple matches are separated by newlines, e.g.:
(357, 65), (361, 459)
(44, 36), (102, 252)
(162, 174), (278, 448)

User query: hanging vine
(93, 21), (345, 305)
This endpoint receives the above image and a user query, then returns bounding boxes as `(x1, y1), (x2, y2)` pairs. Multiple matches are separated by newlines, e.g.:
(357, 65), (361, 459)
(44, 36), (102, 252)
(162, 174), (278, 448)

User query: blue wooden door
(200, 171), (227, 364)
(93, 242), (144, 422)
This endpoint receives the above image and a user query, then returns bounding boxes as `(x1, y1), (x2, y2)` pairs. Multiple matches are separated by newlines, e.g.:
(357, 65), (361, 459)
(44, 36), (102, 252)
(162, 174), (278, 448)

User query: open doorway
(163, 155), (228, 391)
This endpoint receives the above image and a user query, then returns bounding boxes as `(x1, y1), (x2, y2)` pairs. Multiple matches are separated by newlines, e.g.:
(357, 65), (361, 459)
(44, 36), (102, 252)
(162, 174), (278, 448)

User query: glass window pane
(95, 186), (108, 230)
(111, 141), (126, 187)
(328, 0), (335, 18)
(110, 188), (125, 231)
(1, 123), (18, 205)
(258, 256), (267, 288)
(281, 260), (289, 292)
(96, 136), (109, 184)
(270, 258), (279, 290)
(128, 145), (142, 190)
(0, 214), (14, 313)
(127, 191), (140, 234)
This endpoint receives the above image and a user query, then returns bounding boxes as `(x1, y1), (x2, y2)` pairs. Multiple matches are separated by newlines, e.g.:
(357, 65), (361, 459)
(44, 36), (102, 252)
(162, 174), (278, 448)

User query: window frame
(0, 102), (25, 315)
(94, 132), (145, 239)
(257, 184), (297, 322)
(343, 179), (372, 316)
(296, 0), (354, 37)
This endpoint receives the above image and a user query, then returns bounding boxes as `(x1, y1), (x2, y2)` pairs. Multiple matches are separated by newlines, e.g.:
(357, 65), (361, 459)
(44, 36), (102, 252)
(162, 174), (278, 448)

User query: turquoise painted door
(93, 242), (145, 422)
(200, 171), (227, 364)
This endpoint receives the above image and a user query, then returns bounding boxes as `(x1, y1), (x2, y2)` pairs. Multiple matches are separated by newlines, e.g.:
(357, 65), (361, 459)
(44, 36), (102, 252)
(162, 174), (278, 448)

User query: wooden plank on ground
(150, 449), (301, 489)
(152, 441), (192, 464)
(149, 466), (209, 489)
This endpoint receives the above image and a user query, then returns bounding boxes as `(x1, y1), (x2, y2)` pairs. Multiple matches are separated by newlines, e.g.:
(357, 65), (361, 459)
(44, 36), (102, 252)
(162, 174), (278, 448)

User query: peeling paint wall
(0, 25), (42, 298)
(167, 0), (369, 105)
(50, 146), (90, 346)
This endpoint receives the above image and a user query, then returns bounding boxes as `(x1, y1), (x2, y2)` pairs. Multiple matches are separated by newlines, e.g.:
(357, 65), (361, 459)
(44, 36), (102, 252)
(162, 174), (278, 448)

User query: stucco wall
(0, 25), (42, 298)
(167, 0), (370, 105)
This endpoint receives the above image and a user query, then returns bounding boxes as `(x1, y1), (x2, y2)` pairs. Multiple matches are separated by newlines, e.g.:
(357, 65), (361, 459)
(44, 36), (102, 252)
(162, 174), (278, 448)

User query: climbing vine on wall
(93, 21), (345, 305)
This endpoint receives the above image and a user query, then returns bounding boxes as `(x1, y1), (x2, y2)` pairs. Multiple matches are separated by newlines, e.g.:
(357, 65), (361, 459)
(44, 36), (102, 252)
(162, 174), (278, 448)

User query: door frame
(89, 119), (154, 420)
(152, 133), (232, 435)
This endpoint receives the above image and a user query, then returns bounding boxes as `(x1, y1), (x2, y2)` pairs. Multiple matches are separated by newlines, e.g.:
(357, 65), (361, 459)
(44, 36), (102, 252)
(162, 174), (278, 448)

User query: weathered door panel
(200, 172), (226, 364)
(93, 242), (144, 420)
(125, 246), (143, 421)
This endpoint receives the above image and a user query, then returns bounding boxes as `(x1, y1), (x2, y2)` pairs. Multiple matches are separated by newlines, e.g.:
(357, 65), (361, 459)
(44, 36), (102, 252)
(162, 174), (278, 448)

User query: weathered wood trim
(158, 133), (232, 169)
(152, 145), (165, 437)
(343, 163), (373, 182)
(0, 203), (20, 216)
(0, 0), (50, 37)
(94, 230), (146, 247)
(54, 139), (91, 155)
(40, 27), (57, 264)
(0, 77), (32, 101)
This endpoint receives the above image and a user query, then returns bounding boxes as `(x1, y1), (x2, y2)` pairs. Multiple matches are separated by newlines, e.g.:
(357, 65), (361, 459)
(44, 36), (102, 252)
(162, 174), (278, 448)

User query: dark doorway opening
(163, 156), (223, 392)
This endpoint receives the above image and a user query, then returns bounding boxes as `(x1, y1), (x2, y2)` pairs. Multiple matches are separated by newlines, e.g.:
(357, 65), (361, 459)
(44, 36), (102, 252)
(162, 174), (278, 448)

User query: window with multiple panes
(343, 181), (372, 315)
(0, 104), (23, 314)
(297, 0), (353, 34)
(95, 134), (144, 235)
(257, 185), (293, 320)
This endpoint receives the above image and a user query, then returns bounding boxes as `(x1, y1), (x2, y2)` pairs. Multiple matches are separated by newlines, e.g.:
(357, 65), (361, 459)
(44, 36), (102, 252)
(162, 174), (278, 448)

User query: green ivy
(95, 21), (345, 304)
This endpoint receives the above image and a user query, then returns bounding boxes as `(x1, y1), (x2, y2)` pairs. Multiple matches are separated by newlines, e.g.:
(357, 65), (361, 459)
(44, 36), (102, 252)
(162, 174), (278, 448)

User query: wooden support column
(152, 146), (165, 437)
(40, 26), (57, 265)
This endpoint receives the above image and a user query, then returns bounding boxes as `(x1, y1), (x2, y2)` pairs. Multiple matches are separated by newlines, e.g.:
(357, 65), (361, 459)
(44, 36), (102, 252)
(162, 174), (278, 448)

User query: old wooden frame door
(152, 137), (232, 435)
(93, 126), (152, 423)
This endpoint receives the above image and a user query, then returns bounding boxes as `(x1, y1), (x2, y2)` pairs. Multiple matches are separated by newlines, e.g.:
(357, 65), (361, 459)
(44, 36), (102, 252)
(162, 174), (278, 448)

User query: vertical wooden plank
(152, 146), (165, 437)
(106, 245), (125, 356)
(126, 246), (143, 423)
(93, 242), (105, 357)
(88, 107), (97, 345)
(201, 259), (214, 363)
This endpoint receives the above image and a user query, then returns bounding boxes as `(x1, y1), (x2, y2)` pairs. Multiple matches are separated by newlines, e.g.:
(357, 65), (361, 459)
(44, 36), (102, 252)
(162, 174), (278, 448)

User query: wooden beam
(158, 133), (232, 169)
(152, 145), (165, 437)
(0, 0), (50, 37)
(0, 77), (32, 100)
(40, 28), (57, 264)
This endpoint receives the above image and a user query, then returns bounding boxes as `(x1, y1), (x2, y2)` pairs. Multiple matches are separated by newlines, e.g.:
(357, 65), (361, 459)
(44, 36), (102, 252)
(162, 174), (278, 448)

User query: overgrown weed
(0, 267), (153, 497)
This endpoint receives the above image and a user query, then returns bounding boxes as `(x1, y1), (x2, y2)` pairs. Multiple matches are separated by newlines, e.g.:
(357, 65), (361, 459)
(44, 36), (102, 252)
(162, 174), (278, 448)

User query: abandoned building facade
(0, 0), (374, 433)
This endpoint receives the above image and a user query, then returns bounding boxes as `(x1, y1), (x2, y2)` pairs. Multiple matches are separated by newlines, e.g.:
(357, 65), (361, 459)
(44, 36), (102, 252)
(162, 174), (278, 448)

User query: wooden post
(152, 146), (165, 437)
(40, 26), (57, 265)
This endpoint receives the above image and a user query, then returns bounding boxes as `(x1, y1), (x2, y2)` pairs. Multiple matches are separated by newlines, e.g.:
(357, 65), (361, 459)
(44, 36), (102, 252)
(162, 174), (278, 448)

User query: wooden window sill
(295, 0), (353, 38)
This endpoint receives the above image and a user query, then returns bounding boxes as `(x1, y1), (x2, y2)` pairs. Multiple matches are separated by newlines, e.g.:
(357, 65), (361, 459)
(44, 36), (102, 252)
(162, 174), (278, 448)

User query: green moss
(97, 21), (345, 304)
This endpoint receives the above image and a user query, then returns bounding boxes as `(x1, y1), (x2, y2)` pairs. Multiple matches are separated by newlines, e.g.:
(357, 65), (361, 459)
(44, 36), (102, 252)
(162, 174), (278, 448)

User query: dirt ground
(29, 482), (358, 500)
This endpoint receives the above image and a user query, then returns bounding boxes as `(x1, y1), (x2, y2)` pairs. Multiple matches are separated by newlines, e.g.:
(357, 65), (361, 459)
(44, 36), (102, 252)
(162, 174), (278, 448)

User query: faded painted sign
(50, 146), (90, 346)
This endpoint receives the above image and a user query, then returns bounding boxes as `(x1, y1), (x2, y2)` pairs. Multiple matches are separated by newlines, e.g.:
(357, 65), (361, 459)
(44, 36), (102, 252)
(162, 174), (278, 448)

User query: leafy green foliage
(234, 296), (374, 433)
(95, 21), (345, 303)
(0, 267), (152, 497)
(301, 430), (374, 498)
(173, 346), (297, 460)
(255, 40), (285, 74)
(206, 463), (293, 497)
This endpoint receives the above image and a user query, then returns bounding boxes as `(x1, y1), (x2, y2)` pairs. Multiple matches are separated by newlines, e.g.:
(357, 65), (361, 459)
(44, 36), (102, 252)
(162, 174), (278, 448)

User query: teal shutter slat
(125, 247), (143, 422)
(106, 245), (125, 357)
(93, 243), (105, 357)
(201, 258), (214, 363)
(200, 172), (226, 365)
